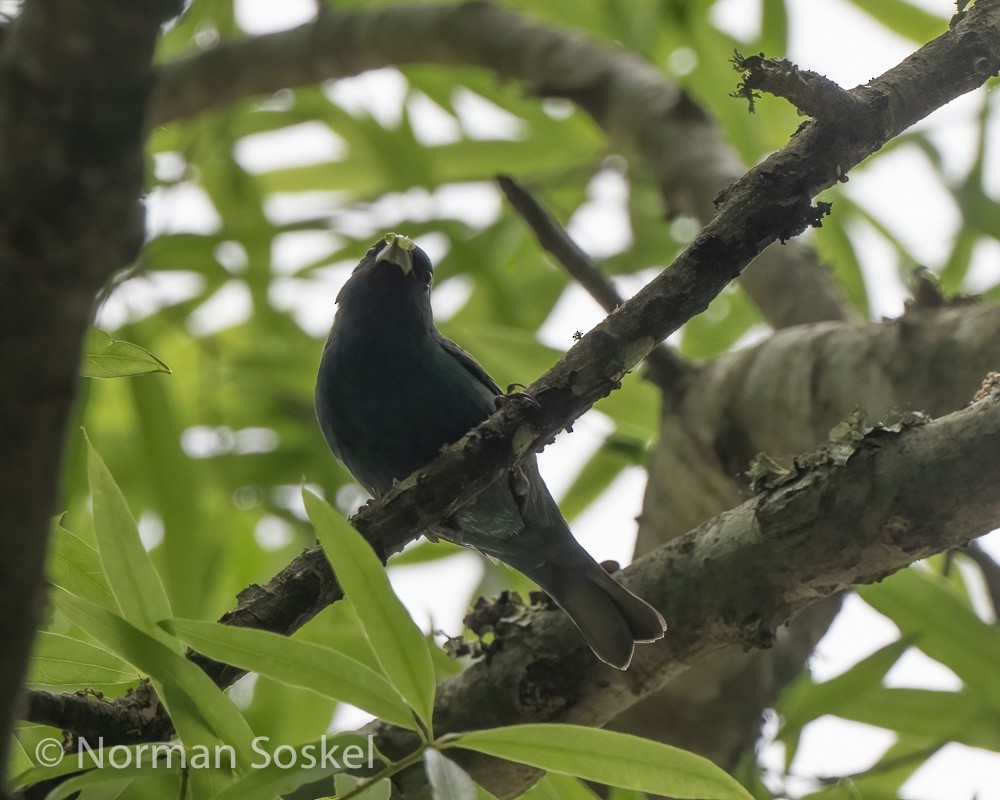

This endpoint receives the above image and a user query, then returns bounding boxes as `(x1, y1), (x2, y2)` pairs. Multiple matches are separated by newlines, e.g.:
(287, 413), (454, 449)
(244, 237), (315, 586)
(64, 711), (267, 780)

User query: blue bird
(315, 233), (666, 669)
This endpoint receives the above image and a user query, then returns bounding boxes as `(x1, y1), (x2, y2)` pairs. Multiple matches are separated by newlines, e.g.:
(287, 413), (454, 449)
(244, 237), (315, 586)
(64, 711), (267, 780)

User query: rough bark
(617, 302), (1000, 766)
(371, 395), (1000, 798)
(0, 1), (179, 793)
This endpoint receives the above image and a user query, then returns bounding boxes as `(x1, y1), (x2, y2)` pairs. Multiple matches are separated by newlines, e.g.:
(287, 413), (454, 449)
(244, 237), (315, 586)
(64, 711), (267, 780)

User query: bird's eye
(417, 268), (432, 286)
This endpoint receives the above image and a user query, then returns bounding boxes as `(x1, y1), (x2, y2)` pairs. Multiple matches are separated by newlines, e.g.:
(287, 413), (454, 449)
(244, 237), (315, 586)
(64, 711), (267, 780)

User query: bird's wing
(435, 332), (504, 396)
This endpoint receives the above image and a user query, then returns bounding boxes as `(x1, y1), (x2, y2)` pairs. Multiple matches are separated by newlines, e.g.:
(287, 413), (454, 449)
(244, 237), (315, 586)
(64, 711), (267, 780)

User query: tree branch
(148, 1), (855, 328)
(495, 174), (693, 391)
(732, 53), (865, 120)
(375, 394), (1000, 798)
(0, 1), (180, 793)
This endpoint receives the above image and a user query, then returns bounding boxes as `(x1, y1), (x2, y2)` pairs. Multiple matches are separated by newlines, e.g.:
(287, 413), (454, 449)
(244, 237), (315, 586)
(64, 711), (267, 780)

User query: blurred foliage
(18, 0), (1000, 798)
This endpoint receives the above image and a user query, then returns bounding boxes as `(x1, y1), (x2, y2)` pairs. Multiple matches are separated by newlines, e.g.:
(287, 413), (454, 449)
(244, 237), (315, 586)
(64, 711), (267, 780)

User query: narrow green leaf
(778, 639), (910, 737)
(424, 748), (477, 800)
(71, 776), (133, 800)
(7, 736), (31, 782)
(558, 440), (632, 522)
(48, 526), (115, 609)
(46, 768), (154, 800)
(29, 632), (139, 692)
(54, 590), (256, 766)
(849, 0), (946, 44)
(12, 743), (173, 792)
(453, 725), (753, 799)
(608, 787), (648, 800)
(165, 619), (416, 731)
(82, 328), (171, 379)
(305, 489), (436, 730)
(519, 773), (601, 800)
(832, 686), (1000, 749)
(813, 209), (870, 316)
(211, 734), (373, 800)
(85, 436), (174, 641)
(759, 0), (789, 56)
(858, 567), (1000, 705)
(334, 774), (392, 800)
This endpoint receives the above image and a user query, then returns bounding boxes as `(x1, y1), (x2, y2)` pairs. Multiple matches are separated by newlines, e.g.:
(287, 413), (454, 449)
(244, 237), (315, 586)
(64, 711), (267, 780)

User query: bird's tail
(526, 553), (666, 670)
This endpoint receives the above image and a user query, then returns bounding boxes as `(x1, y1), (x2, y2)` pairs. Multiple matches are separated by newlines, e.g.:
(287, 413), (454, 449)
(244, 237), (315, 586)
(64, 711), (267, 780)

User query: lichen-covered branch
(370, 393), (1000, 798)
(624, 300), (1000, 767)
(732, 52), (864, 120)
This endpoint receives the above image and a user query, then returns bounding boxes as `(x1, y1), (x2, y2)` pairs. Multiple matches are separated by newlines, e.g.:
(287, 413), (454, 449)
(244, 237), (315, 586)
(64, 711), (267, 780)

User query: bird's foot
(495, 384), (541, 412)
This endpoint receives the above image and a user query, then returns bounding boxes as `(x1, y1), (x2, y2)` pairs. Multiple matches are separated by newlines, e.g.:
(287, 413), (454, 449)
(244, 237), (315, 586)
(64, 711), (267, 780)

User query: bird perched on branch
(315, 233), (666, 669)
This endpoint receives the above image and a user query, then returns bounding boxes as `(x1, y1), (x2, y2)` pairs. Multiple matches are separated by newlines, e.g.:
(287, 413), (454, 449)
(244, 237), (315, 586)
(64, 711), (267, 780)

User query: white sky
(113, 0), (1000, 796)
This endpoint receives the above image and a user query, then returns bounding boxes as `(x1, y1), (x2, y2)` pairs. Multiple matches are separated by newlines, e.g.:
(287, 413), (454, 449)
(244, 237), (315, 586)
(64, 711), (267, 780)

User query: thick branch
(623, 299), (1000, 766)
(149, 1), (855, 328)
(376, 394), (1000, 798)
(642, 301), (1000, 544)
(0, 1), (179, 793)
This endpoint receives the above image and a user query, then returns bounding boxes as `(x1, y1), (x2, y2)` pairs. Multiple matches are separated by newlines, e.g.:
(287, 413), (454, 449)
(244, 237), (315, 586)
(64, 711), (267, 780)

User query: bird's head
(334, 233), (436, 329)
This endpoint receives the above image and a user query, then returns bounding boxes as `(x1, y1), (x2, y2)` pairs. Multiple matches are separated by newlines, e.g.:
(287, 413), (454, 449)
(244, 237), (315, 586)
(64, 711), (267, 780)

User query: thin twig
(965, 541), (1000, 619)
(496, 174), (694, 391)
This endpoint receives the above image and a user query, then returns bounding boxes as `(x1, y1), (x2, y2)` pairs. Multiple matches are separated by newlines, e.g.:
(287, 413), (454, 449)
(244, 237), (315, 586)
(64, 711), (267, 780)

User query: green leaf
(85, 436), (174, 642)
(48, 526), (115, 609)
(82, 328), (171, 379)
(758, 0), (788, 56)
(608, 788), (648, 800)
(680, 285), (762, 360)
(424, 748), (477, 800)
(558, 438), (634, 521)
(812, 207), (870, 316)
(831, 686), (1000, 749)
(847, 0), (946, 45)
(453, 725), (753, 799)
(211, 734), (374, 800)
(12, 743), (178, 793)
(29, 632), (139, 692)
(334, 774), (393, 800)
(165, 619), (416, 731)
(778, 639), (910, 740)
(54, 590), (256, 767)
(7, 736), (32, 782)
(45, 768), (155, 800)
(305, 489), (436, 731)
(519, 773), (601, 800)
(858, 567), (1000, 706)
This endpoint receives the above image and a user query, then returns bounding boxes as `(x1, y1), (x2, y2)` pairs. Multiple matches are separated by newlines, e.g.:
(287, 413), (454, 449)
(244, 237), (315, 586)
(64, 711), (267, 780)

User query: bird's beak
(375, 233), (415, 275)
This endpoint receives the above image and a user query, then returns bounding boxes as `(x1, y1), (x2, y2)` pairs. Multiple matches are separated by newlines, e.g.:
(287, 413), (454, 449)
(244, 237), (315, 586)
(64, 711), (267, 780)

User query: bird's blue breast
(316, 323), (496, 495)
